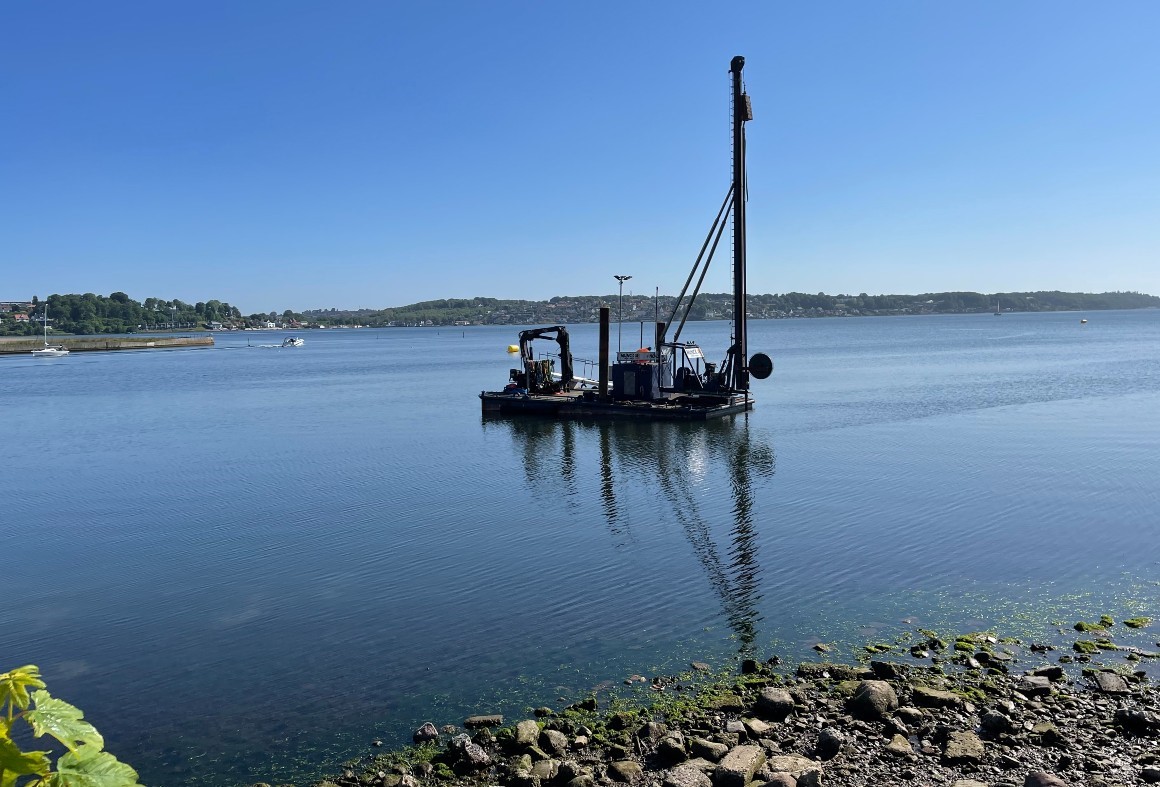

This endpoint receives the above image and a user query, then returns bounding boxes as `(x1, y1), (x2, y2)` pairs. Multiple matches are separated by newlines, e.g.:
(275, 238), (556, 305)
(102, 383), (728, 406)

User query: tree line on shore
(0, 293), (289, 336)
(2, 290), (1156, 335)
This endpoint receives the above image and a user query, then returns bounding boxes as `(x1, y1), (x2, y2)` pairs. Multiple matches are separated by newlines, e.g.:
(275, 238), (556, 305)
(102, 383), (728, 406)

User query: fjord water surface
(2, 310), (1158, 785)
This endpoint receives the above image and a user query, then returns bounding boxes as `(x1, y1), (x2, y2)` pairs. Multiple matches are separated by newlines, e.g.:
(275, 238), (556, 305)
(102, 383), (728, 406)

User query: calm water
(2, 311), (1158, 785)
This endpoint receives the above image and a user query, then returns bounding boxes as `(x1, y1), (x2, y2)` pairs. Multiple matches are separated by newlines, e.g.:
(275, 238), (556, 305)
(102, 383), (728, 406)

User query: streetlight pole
(614, 275), (632, 353)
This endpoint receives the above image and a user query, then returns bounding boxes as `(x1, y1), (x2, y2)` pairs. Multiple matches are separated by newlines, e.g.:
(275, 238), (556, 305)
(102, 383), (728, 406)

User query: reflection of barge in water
(480, 56), (772, 422)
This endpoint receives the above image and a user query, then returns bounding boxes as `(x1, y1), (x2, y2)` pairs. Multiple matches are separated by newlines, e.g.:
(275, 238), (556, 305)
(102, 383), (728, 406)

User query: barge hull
(480, 392), (753, 421)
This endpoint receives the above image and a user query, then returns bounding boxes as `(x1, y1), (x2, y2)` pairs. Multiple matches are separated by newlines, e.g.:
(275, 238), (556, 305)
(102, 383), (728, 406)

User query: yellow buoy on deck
(507, 344), (519, 353)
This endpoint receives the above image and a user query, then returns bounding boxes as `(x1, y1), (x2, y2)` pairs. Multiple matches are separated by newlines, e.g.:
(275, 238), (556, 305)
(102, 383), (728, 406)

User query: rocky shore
(302, 625), (1159, 787)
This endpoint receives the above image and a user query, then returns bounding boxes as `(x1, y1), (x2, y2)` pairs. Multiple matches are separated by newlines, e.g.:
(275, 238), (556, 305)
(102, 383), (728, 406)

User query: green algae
(1074, 620), (1108, 632)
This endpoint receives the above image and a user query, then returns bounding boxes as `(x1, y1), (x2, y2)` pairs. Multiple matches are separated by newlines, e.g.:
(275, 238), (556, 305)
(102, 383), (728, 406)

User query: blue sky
(3, 1), (1158, 313)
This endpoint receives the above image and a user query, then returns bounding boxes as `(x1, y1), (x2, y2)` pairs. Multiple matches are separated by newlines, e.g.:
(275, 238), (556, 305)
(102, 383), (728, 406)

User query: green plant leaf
(44, 745), (141, 787)
(0, 734), (52, 784)
(25, 692), (103, 752)
(0, 665), (47, 712)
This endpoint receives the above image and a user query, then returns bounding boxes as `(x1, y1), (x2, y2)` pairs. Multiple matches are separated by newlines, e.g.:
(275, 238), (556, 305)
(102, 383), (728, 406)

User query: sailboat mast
(730, 56), (751, 393)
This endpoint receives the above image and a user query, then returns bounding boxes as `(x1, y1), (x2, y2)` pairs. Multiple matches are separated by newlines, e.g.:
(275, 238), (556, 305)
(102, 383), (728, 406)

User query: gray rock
(607, 743), (631, 760)
(531, 759), (560, 781)
(796, 663), (872, 681)
(569, 776), (596, 787)
(895, 706), (924, 724)
(815, 727), (844, 760)
(1023, 773), (1067, 787)
(1031, 665), (1065, 681)
(1018, 675), (1053, 697)
(460, 742), (491, 769)
(1091, 671), (1130, 694)
(640, 721), (669, 742)
(664, 764), (713, 787)
(463, 714), (503, 728)
(849, 680), (899, 720)
(912, 685), (965, 708)
(742, 717), (773, 738)
(412, 722), (439, 744)
(1114, 707), (1160, 735)
(611, 760), (644, 783)
(980, 709), (1015, 736)
(885, 734), (912, 756)
(558, 761), (585, 781)
(871, 660), (908, 680)
(715, 745), (766, 787)
(1141, 767), (1160, 784)
(762, 775), (796, 787)
(943, 731), (984, 765)
(755, 688), (796, 721)
(951, 781), (989, 787)
(1031, 721), (1063, 746)
(657, 733), (688, 764)
(691, 738), (730, 762)
(797, 767), (823, 787)
(685, 758), (717, 774)
(540, 729), (569, 756)
(515, 720), (540, 746)
(765, 755), (817, 778)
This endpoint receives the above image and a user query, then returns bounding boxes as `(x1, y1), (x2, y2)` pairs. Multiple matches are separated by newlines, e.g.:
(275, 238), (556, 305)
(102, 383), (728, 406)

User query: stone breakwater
(301, 633), (1160, 787)
(0, 335), (213, 353)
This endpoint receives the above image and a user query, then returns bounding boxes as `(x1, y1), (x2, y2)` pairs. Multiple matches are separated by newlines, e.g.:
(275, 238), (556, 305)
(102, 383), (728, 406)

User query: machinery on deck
(507, 326), (574, 395)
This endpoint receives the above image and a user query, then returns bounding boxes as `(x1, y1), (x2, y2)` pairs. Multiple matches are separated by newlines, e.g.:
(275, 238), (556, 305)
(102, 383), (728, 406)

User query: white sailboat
(994, 297), (1002, 316)
(30, 301), (69, 357)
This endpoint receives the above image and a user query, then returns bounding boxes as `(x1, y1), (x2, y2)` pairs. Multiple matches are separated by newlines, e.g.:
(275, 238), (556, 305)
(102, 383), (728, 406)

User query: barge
(481, 55), (771, 421)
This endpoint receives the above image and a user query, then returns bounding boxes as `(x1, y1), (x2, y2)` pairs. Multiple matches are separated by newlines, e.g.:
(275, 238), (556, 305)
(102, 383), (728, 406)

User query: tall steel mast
(729, 55), (752, 393)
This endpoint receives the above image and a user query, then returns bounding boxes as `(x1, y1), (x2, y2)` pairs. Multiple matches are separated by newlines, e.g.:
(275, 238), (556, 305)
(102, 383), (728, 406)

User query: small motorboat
(282, 337), (305, 347)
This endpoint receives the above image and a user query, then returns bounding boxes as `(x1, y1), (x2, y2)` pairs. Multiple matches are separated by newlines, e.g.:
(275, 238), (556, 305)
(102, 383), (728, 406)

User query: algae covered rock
(911, 684), (964, 708)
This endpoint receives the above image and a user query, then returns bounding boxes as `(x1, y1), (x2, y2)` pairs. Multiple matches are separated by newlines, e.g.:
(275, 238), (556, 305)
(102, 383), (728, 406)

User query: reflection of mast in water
(484, 415), (774, 653)
(640, 421), (773, 654)
(723, 426), (766, 653)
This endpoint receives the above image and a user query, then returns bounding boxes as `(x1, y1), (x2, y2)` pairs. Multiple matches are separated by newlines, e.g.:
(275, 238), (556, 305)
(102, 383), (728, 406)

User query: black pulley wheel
(749, 352), (773, 380)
